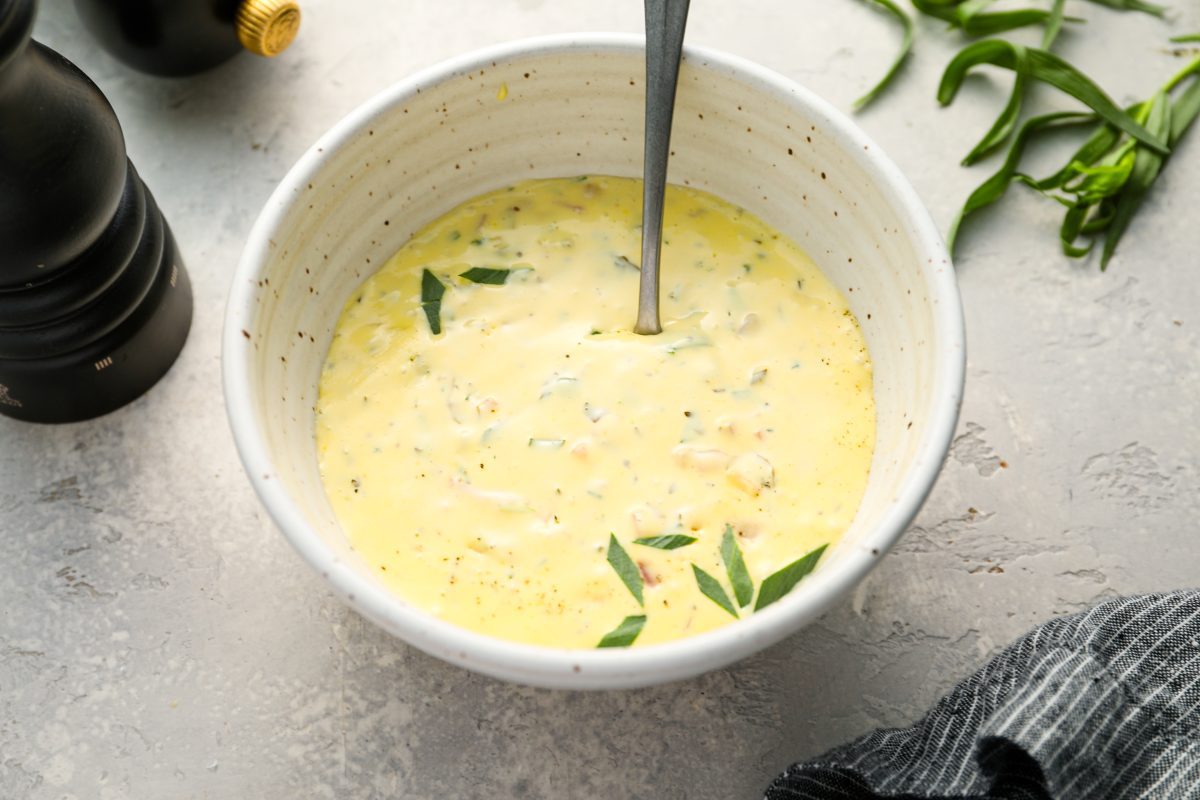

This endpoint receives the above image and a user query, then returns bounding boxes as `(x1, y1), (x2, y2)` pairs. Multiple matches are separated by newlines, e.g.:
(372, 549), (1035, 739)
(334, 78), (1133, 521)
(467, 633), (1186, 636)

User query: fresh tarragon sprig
(949, 55), (1200, 268)
(853, 0), (1195, 269)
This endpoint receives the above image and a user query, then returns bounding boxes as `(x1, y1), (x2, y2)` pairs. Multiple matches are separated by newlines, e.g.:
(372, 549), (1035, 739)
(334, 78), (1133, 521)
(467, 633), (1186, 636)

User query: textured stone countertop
(3, 1), (1199, 797)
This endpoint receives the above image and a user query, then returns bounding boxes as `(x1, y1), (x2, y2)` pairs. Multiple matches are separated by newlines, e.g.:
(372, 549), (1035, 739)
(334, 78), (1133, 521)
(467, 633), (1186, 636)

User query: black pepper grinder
(74, 0), (300, 77)
(0, 0), (192, 423)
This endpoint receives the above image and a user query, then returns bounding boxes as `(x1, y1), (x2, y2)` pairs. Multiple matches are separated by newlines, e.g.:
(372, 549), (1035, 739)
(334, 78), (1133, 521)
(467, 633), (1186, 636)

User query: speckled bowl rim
(224, 33), (965, 689)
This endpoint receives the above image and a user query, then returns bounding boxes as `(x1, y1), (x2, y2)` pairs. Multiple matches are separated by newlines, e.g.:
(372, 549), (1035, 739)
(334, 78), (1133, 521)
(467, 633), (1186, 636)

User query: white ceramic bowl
(223, 34), (964, 689)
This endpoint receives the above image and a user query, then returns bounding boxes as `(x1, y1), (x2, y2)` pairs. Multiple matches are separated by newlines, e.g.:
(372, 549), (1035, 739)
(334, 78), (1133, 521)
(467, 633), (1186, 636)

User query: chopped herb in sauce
(692, 564), (738, 618)
(634, 534), (698, 550)
(460, 267), (514, 285)
(721, 525), (754, 608)
(420, 268), (445, 335)
(607, 534), (644, 606)
(664, 335), (711, 355)
(754, 544), (828, 611)
(597, 614), (646, 647)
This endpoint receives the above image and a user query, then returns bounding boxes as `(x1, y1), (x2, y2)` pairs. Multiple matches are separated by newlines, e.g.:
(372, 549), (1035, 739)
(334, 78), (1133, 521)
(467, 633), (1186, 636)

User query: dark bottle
(74, 0), (300, 77)
(0, 0), (192, 423)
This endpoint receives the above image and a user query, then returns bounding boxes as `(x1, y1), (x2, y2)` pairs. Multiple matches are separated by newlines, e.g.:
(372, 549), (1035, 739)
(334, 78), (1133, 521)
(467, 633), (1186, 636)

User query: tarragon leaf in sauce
(692, 565), (739, 619)
(420, 268), (445, 335)
(754, 544), (828, 611)
(460, 267), (513, 285)
(614, 255), (640, 271)
(721, 525), (754, 608)
(607, 534), (644, 606)
(633, 534), (698, 550)
(597, 614), (647, 648)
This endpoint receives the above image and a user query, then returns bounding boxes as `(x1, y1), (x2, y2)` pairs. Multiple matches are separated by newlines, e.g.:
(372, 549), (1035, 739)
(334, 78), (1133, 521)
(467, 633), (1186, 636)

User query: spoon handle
(635, 0), (690, 335)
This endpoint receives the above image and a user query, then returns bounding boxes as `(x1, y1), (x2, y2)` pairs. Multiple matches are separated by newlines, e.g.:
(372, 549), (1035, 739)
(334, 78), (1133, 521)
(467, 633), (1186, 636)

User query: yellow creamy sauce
(315, 176), (875, 648)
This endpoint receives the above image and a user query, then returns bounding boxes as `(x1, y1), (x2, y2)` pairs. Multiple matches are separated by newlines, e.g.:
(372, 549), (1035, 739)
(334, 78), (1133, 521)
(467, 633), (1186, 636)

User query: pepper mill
(0, 0), (192, 423)
(74, 0), (301, 77)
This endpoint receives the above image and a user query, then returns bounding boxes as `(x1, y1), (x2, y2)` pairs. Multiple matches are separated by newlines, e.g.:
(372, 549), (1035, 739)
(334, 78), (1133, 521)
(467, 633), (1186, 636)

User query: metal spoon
(634, 0), (691, 335)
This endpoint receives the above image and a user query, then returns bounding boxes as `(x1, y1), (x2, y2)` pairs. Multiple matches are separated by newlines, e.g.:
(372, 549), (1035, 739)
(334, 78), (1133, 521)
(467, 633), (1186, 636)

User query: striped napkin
(766, 591), (1200, 799)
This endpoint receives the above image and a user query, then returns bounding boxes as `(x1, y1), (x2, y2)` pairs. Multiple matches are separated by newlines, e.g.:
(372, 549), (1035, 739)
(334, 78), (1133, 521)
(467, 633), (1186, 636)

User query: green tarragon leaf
(938, 41), (1169, 155)
(692, 565), (738, 619)
(911, 0), (1074, 36)
(948, 111), (1094, 252)
(1085, 0), (1165, 17)
(1041, 0), (1067, 49)
(854, 0), (913, 110)
(607, 534), (644, 606)
(420, 268), (445, 335)
(597, 615), (647, 648)
(721, 525), (754, 608)
(1101, 89), (1172, 269)
(959, 8), (1070, 37)
(1169, 73), (1200, 146)
(1059, 202), (1094, 257)
(754, 544), (828, 611)
(633, 534), (698, 550)
(1034, 119), (1121, 192)
(459, 267), (513, 285)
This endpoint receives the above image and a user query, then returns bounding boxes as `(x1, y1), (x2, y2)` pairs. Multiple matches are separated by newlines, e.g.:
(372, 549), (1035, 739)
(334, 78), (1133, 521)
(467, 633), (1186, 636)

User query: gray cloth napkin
(766, 591), (1200, 799)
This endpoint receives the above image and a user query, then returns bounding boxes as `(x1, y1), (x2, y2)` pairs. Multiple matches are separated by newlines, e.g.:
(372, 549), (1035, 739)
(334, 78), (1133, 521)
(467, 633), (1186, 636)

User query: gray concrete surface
(3, 1), (1199, 797)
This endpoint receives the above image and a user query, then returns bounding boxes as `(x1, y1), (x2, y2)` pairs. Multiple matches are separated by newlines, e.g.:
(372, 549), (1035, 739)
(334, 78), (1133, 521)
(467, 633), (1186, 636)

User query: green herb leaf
(607, 534), (644, 606)
(854, 0), (913, 110)
(1059, 202), (1094, 257)
(953, 0), (1067, 166)
(1034, 120), (1120, 191)
(692, 565), (738, 618)
(720, 525), (754, 608)
(938, 41), (1169, 155)
(614, 255), (640, 271)
(1171, 33), (1200, 44)
(959, 8), (1069, 36)
(911, 0), (1076, 36)
(754, 544), (828, 611)
(459, 267), (512, 285)
(1101, 90), (1172, 268)
(1169, 74), (1200, 146)
(948, 111), (1093, 252)
(633, 534), (698, 550)
(1041, 0), (1067, 48)
(420, 269), (445, 335)
(962, 69), (1028, 165)
(909, 0), (957, 23)
(597, 615), (646, 647)
(528, 438), (566, 449)
(1085, 0), (1165, 16)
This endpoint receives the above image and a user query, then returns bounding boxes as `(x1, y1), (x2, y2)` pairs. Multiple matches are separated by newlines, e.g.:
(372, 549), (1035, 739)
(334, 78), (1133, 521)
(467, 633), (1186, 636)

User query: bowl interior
(226, 37), (962, 688)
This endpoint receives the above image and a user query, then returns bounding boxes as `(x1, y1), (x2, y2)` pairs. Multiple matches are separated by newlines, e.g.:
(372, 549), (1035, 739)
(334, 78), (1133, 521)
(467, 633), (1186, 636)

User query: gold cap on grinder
(236, 0), (301, 58)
